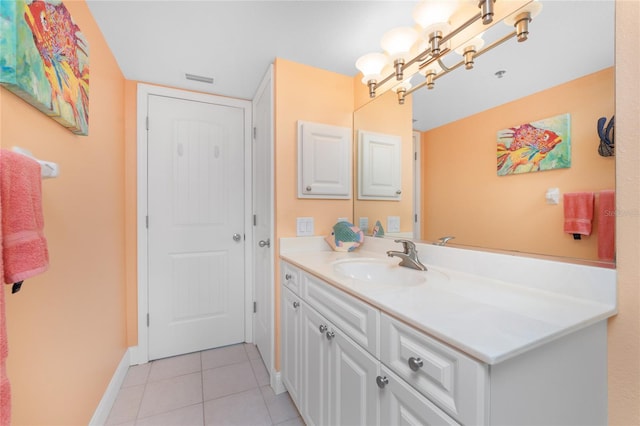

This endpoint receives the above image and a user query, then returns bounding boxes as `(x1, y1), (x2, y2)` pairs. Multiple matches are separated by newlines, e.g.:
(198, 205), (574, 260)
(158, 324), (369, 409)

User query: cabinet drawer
(281, 262), (301, 295)
(379, 365), (459, 426)
(381, 313), (487, 425)
(302, 272), (379, 357)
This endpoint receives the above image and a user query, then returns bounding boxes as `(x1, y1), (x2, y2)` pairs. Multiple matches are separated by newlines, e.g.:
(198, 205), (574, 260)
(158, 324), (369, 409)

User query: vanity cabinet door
(281, 287), (302, 405)
(379, 366), (460, 426)
(328, 323), (380, 426)
(300, 303), (330, 426)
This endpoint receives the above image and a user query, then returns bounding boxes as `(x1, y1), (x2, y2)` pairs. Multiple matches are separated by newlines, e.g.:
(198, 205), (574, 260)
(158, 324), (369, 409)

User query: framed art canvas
(497, 113), (571, 176)
(0, 0), (89, 135)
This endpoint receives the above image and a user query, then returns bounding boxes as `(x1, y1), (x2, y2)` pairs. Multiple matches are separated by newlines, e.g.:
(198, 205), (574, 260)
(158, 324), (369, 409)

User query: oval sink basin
(332, 258), (427, 286)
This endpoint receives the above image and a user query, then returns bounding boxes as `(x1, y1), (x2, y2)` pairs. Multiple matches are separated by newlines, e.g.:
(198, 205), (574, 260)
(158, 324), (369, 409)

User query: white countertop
(280, 245), (617, 365)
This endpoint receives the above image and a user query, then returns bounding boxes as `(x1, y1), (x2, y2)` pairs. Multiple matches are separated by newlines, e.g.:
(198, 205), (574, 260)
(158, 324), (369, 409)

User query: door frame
(251, 65), (276, 384)
(133, 83), (253, 364)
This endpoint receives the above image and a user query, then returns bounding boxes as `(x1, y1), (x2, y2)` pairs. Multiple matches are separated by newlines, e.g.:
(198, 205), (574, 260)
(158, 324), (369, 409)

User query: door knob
(232, 233), (242, 242)
(408, 357), (424, 371)
(325, 331), (335, 340)
(376, 376), (389, 389)
(319, 324), (328, 333)
(292, 301), (300, 309)
(258, 239), (270, 248)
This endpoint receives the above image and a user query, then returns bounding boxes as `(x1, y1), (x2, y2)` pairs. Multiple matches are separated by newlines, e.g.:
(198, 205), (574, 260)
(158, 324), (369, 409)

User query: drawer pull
(292, 301), (300, 309)
(326, 331), (335, 340)
(408, 357), (424, 371)
(319, 324), (328, 333)
(285, 273), (292, 280)
(376, 376), (389, 389)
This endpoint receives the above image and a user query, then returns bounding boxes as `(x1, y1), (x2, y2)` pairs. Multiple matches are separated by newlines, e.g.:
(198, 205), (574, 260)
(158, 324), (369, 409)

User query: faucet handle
(394, 239), (415, 253)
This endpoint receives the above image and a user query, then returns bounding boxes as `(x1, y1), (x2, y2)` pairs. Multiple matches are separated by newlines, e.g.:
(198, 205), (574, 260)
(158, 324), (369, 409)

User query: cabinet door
(328, 326), (380, 426)
(358, 130), (402, 200)
(379, 366), (460, 426)
(300, 303), (330, 426)
(298, 121), (352, 199)
(281, 287), (302, 405)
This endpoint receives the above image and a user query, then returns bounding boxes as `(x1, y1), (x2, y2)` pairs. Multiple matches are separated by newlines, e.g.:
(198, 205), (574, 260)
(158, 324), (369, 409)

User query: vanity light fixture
(355, 0), (542, 102)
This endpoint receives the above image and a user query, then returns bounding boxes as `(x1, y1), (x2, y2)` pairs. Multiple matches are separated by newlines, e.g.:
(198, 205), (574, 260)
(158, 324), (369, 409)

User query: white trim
(89, 348), (132, 426)
(136, 83), (253, 363)
(271, 370), (286, 395)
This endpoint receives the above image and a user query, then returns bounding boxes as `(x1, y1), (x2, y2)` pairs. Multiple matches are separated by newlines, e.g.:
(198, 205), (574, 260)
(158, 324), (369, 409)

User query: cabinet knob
(325, 330), (335, 340)
(319, 324), (328, 333)
(285, 273), (292, 280)
(376, 376), (389, 389)
(306, 185), (312, 191)
(396, 190), (402, 195)
(292, 301), (300, 309)
(408, 357), (424, 371)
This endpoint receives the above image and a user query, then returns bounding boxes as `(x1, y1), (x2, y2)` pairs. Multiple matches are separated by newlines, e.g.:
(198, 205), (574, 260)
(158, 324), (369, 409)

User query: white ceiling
(86, 0), (615, 131)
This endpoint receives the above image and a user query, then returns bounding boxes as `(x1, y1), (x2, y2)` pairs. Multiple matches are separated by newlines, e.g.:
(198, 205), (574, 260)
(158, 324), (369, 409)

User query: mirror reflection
(353, 1), (615, 264)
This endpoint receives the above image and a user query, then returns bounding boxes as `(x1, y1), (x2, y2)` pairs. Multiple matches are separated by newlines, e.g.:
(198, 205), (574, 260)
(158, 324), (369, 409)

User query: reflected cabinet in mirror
(353, 1), (615, 264)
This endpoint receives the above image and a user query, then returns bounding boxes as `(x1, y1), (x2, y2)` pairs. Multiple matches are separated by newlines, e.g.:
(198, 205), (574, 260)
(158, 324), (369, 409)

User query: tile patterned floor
(106, 343), (304, 426)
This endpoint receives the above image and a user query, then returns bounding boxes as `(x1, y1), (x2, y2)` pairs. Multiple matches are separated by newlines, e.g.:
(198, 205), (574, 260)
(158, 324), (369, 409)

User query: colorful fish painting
(497, 114), (571, 175)
(0, 0), (89, 135)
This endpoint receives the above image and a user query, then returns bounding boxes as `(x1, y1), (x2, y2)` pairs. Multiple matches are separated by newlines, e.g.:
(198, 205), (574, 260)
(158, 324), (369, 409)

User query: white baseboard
(271, 370), (286, 395)
(89, 348), (132, 426)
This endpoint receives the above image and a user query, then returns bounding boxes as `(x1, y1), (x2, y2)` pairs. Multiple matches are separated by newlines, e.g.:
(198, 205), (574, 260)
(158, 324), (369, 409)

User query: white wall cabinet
(281, 260), (608, 426)
(298, 121), (352, 199)
(358, 130), (402, 200)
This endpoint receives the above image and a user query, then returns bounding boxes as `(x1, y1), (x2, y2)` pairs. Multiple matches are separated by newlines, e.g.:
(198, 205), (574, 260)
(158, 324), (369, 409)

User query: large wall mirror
(353, 1), (615, 265)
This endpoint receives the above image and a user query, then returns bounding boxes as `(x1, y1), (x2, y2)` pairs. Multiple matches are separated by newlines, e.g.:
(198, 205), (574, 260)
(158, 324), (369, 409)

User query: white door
(252, 67), (274, 374)
(147, 94), (246, 360)
(413, 130), (421, 240)
(301, 304), (330, 426)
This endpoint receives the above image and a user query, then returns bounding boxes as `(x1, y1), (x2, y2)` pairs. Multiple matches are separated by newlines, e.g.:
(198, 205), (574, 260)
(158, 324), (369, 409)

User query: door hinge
(253, 126), (257, 139)
(146, 116), (149, 131)
(253, 301), (257, 313)
(414, 152), (417, 161)
(415, 214), (418, 223)
(253, 214), (257, 226)
(147, 313), (150, 327)
(146, 215), (149, 229)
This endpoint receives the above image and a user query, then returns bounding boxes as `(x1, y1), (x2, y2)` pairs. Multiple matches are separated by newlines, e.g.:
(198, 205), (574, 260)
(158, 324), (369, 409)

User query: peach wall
(421, 68), (615, 261)
(0, 1), (127, 424)
(609, 1), (640, 424)
(353, 89), (414, 234)
(273, 58), (353, 369)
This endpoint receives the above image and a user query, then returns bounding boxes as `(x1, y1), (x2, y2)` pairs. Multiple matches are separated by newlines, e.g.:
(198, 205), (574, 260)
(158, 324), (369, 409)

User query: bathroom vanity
(280, 236), (616, 426)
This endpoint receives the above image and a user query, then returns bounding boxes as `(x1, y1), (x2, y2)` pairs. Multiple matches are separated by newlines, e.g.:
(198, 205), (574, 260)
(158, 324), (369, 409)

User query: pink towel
(0, 162), (11, 426)
(597, 190), (615, 261)
(563, 192), (595, 237)
(0, 149), (49, 284)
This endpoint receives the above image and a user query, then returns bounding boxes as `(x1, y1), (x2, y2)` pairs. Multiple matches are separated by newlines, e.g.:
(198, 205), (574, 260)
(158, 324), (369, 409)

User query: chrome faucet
(387, 239), (427, 271)
(434, 236), (455, 246)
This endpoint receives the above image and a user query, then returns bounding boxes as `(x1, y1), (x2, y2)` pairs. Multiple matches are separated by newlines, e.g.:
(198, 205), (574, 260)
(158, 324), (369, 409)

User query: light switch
(359, 217), (369, 233)
(337, 217), (349, 223)
(387, 216), (400, 233)
(296, 217), (314, 236)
